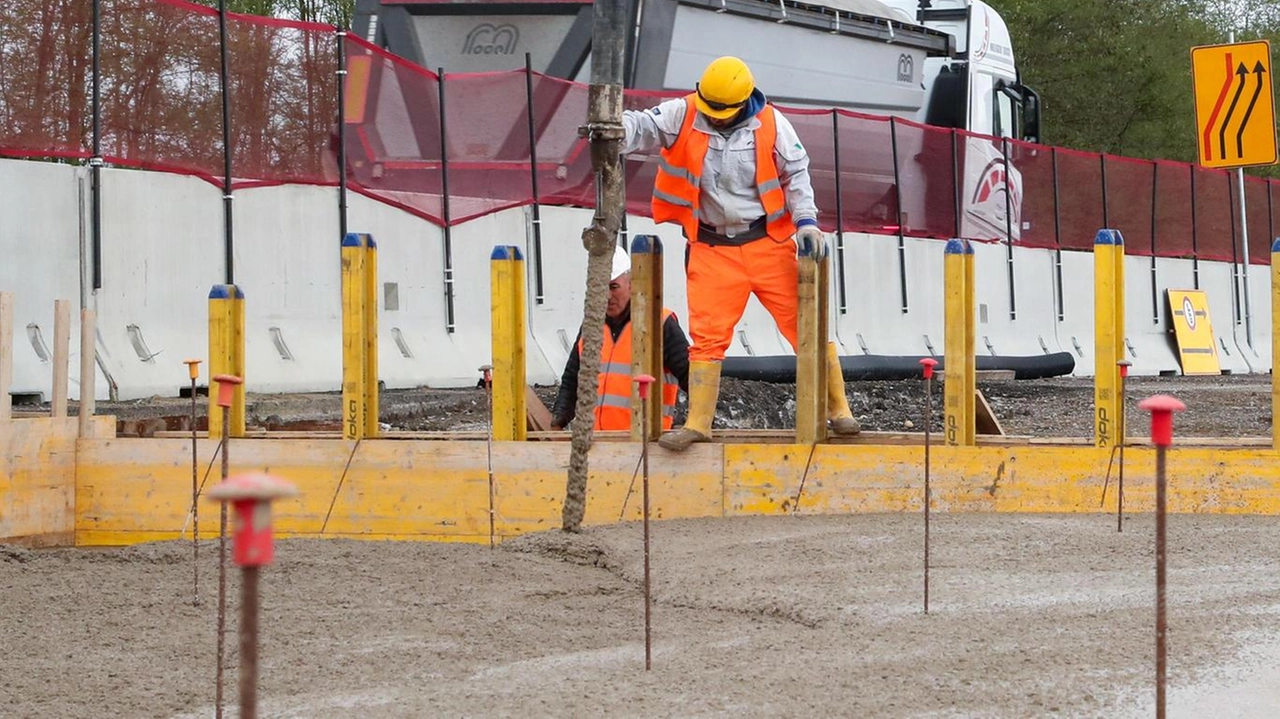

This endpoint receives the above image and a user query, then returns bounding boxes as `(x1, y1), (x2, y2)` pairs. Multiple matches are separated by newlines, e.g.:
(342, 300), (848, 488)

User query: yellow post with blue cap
(207, 284), (245, 438)
(964, 238), (976, 440)
(341, 233), (378, 440)
(944, 238), (975, 446)
(1273, 238), (1280, 450)
(795, 242), (829, 445)
(629, 236), (665, 441)
(1094, 229), (1125, 449)
(361, 234), (379, 437)
(490, 245), (526, 441)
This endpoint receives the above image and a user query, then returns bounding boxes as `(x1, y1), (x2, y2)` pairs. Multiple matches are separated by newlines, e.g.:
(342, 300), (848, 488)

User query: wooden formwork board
(68, 436), (1280, 547)
(0, 418), (78, 544)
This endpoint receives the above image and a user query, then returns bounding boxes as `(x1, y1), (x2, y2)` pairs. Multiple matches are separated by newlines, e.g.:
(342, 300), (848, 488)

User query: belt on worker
(696, 217), (768, 246)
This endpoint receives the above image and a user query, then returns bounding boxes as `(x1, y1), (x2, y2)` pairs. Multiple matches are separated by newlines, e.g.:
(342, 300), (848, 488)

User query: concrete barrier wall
(833, 233), (945, 357)
(96, 167), (224, 398)
(0, 159), (1271, 398)
(0, 164), (108, 401)
(974, 241), (1063, 360)
(1244, 263), (1272, 370)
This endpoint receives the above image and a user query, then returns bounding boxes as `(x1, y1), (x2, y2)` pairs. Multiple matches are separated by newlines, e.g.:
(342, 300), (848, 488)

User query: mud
(57, 374), (1276, 438)
(3, 514), (1279, 717)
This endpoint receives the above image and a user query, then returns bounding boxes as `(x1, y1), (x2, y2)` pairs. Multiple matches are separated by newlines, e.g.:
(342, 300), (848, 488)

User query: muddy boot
(658, 360), (720, 451)
(825, 342), (861, 436)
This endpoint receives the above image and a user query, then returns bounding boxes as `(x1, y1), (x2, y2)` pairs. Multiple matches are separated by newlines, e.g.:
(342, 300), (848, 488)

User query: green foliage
(989, 0), (1221, 162)
(989, 0), (1280, 175)
(189, 0), (353, 28)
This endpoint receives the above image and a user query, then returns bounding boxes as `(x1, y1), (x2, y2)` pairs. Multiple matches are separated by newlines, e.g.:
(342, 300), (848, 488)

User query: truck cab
(914, 0), (1040, 143)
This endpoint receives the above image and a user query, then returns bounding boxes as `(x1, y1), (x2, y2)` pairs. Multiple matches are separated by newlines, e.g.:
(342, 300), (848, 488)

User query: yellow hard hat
(695, 56), (754, 120)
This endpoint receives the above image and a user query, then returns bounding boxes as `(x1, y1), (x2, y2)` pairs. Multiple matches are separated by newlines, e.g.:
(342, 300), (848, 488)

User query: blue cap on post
(1271, 237), (1280, 253)
(490, 245), (524, 261)
(342, 232), (376, 249)
(1095, 229), (1124, 246)
(208, 284), (244, 300)
(630, 234), (662, 255)
(944, 238), (966, 255)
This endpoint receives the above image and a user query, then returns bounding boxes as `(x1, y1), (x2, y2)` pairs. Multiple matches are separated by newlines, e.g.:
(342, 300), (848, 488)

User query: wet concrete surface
(3, 514), (1279, 717)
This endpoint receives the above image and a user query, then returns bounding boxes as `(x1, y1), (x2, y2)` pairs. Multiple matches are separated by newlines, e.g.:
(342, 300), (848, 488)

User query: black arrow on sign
(1220, 62), (1249, 159)
(1236, 61), (1268, 158)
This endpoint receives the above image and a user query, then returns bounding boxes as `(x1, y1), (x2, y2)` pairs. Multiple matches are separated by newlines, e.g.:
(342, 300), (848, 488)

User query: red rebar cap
(1117, 359), (1132, 378)
(212, 374), (242, 408)
(1138, 394), (1186, 447)
(208, 473), (298, 566)
(919, 357), (938, 379)
(207, 472), (299, 503)
(633, 374), (656, 400)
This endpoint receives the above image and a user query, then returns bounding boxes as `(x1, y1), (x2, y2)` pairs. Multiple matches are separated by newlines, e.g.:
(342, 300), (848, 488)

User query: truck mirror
(1019, 85), (1042, 144)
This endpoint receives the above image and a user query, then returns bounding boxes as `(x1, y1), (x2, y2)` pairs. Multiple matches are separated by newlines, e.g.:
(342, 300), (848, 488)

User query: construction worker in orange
(622, 55), (861, 451)
(550, 245), (690, 431)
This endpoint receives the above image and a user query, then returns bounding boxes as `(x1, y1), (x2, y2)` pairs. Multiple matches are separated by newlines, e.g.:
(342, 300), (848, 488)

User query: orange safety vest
(651, 95), (797, 243)
(578, 310), (680, 431)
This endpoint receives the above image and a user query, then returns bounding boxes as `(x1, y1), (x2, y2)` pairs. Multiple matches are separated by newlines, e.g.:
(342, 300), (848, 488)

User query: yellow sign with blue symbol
(1166, 289), (1220, 375)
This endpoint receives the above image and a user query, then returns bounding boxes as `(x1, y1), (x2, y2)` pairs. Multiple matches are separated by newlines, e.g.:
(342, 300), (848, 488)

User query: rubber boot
(658, 360), (721, 451)
(826, 342), (861, 436)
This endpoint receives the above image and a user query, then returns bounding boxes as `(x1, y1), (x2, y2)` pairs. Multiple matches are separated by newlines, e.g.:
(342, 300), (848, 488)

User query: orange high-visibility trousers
(686, 237), (798, 362)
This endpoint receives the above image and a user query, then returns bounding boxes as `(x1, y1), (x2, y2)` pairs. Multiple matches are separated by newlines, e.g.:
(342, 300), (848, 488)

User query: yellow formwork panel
(0, 418), (78, 543)
(64, 437), (1280, 547)
(73, 439), (724, 545)
(490, 442), (723, 536)
(316, 441), (490, 538)
(727, 444), (1280, 517)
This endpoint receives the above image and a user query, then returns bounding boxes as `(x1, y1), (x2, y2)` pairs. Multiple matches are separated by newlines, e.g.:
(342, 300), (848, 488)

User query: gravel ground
(57, 373), (1275, 438)
(3, 514), (1279, 717)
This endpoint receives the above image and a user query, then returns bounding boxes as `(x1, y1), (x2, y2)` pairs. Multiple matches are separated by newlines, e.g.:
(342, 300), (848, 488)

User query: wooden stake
(52, 299), (71, 418)
(79, 309), (97, 436)
(0, 291), (13, 421)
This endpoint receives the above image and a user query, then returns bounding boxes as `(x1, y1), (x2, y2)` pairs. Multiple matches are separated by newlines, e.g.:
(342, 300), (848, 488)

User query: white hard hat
(611, 245), (630, 281)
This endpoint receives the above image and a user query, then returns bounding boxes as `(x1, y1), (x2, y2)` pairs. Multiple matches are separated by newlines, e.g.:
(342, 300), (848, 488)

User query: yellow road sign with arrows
(1191, 40), (1278, 169)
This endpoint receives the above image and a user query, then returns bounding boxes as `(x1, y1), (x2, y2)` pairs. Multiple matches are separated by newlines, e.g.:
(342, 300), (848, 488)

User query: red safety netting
(1194, 166), (1236, 263)
(1, 0), (1277, 264)
(831, 111), (898, 235)
(1053, 148), (1105, 252)
(1103, 155), (1156, 257)
(1152, 161), (1195, 259)
(896, 118), (959, 240)
(0, 0), (93, 160)
(1244, 175), (1273, 265)
(1007, 139), (1056, 249)
(0, 0), (336, 183)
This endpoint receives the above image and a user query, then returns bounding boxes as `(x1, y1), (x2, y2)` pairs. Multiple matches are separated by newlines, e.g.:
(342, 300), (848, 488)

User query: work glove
(794, 224), (828, 261)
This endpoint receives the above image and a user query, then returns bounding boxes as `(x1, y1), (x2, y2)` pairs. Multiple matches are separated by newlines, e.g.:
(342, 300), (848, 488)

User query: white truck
(354, 0), (1038, 240)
